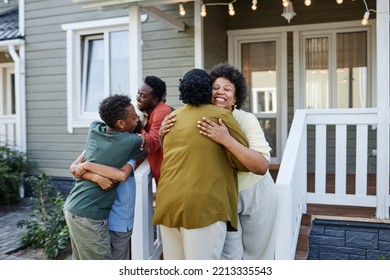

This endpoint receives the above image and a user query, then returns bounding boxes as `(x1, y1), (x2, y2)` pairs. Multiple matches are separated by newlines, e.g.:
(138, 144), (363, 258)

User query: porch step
(294, 214), (312, 260)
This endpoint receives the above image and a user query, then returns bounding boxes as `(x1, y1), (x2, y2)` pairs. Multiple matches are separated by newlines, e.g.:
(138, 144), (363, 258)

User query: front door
(228, 31), (286, 163)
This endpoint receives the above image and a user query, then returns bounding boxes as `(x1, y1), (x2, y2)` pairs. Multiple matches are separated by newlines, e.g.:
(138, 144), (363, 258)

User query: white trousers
(160, 221), (227, 260)
(221, 172), (278, 260)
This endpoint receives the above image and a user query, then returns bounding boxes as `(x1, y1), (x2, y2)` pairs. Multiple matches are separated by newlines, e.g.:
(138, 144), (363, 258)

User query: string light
(251, 0), (257, 11)
(198, 0), (241, 18)
(228, 3), (235, 16)
(179, 3), (186, 16)
(200, 4), (207, 17)
(360, 0), (379, 26)
(179, 0), (388, 24)
(361, 11), (369, 25)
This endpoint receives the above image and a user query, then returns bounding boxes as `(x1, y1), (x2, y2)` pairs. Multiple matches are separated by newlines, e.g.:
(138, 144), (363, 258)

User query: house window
(62, 18), (130, 133)
(81, 31), (129, 115)
(82, 35), (104, 113)
(303, 30), (369, 109)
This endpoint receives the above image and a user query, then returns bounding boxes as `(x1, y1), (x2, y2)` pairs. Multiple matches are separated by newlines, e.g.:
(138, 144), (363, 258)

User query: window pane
(83, 38), (104, 112)
(260, 118), (277, 158)
(305, 37), (329, 109)
(242, 41), (278, 157)
(110, 30), (129, 95)
(336, 32), (367, 108)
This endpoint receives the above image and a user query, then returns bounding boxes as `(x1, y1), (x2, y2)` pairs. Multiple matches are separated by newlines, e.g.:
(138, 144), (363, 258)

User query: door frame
(228, 28), (288, 164)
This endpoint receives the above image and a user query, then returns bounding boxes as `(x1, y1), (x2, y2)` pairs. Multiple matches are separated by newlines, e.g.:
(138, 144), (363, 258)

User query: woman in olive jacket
(152, 68), (248, 260)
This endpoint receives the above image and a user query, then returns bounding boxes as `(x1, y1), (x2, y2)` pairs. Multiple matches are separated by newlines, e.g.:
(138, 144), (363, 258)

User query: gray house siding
(204, 6), (228, 72)
(142, 4), (195, 107)
(0, 1), (17, 13)
(24, 0), (195, 180)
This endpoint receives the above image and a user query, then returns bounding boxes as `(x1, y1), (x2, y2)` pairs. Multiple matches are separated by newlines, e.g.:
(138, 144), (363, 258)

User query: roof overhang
(73, 0), (186, 31)
(73, 0), (183, 9)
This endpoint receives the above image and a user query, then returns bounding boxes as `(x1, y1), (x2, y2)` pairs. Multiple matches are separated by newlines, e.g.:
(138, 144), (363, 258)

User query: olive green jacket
(153, 104), (249, 231)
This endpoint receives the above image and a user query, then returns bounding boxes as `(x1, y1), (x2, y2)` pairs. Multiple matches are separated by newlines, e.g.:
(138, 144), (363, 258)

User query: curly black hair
(99, 94), (132, 129)
(179, 68), (212, 107)
(144, 76), (167, 102)
(209, 63), (248, 109)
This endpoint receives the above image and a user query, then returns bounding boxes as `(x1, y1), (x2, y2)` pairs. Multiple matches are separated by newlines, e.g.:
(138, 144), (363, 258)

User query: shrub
(17, 173), (70, 259)
(0, 146), (29, 205)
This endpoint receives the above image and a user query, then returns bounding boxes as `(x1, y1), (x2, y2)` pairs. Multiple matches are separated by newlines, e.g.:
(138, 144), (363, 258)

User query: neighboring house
(0, 2), (25, 151)
(0, 0), (388, 259)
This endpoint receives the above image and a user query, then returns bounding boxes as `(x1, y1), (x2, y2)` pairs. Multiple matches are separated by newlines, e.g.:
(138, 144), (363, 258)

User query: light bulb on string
(361, 11), (369, 25)
(200, 4), (207, 17)
(304, 0), (311, 6)
(251, 0), (257, 11)
(228, 3), (235, 16)
(336, 0), (343, 4)
(179, 4), (186, 16)
(282, 0), (289, 7)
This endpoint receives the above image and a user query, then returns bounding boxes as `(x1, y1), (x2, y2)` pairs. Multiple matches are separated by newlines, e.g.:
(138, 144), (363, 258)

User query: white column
(128, 5), (143, 107)
(194, 1), (204, 69)
(375, 0), (389, 219)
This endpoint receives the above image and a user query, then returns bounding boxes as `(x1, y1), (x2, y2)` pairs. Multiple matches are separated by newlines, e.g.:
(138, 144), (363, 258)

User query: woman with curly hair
(152, 68), (249, 260)
(160, 63), (277, 260)
(199, 63), (276, 260)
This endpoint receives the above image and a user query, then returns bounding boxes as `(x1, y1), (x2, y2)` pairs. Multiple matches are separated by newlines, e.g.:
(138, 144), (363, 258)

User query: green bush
(0, 146), (29, 205)
(17, 173), (70, 259)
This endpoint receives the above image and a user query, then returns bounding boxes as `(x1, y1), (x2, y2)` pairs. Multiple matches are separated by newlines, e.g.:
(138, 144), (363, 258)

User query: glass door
(241, 41), (280, 161)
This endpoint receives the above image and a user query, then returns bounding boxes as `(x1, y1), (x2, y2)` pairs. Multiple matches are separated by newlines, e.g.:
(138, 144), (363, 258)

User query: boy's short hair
(99, 94), (132, 129)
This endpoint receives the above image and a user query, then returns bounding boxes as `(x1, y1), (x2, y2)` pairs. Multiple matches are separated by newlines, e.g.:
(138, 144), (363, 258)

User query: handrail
(132, 159), (162, 260)
(275, 110), (307, 259)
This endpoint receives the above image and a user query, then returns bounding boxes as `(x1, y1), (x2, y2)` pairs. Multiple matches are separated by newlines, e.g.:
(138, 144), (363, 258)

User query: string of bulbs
(179, 0), (256, 17)
(177, 0), (388, 26)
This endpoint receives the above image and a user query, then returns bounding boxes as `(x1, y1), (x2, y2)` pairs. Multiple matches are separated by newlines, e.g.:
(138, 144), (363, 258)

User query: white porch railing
(0, 115), (17, 147)
(132, 159), (162, 260)
(274, 108), (390, 259)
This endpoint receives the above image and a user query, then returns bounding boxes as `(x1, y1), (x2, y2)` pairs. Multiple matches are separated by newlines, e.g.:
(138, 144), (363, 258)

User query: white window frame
(251, 87), (278, 114)
(294, 21), (375, 110)
(62, 17), (131, 133)
(228, 29), (287, 164)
